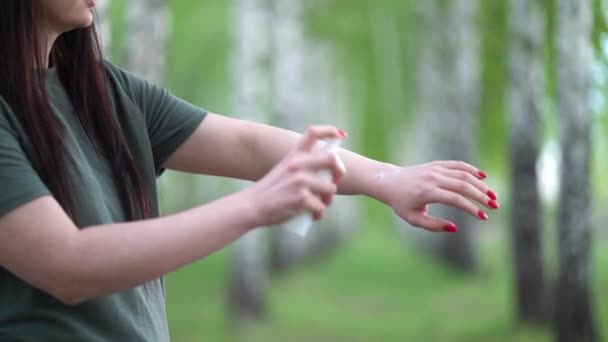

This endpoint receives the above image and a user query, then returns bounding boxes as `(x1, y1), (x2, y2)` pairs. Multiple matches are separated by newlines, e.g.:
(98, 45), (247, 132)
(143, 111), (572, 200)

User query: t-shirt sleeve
(0, 109), (51, 219)
(114, 66), (207, 174)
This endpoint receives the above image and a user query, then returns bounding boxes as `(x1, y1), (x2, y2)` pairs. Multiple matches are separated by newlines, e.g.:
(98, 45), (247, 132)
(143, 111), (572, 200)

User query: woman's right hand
(242, 126), (347, 228)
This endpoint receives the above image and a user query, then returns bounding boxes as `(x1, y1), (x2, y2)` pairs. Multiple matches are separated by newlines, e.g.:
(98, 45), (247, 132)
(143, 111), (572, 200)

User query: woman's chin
(68, 12), (95, 30)
(79, 12), (95, 28)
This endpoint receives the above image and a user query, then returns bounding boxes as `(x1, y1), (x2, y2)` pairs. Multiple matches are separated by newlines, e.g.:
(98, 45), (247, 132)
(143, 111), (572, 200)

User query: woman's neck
(44, 32), (59, 68)
(41, 25), (61, 69)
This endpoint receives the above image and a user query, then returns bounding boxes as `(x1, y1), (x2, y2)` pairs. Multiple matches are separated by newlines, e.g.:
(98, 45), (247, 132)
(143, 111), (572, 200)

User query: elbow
(47, 281), (90, 306)
(44, 236), (97, 305)
(55, 292), (86, 306)
(43, 269), (96, 306)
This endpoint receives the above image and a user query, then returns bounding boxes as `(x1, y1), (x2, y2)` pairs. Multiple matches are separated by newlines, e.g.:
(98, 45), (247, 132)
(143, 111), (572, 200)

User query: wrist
(368, 162), (400, 205)
(231, 188), (263, 231)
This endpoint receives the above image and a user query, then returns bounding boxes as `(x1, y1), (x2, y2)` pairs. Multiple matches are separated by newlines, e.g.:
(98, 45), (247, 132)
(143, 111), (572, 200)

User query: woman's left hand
(375, 161), (499, 233)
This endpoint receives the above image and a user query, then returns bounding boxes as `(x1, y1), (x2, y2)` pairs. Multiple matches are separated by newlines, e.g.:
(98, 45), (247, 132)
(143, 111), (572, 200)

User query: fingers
(436, 171), (499, 210)
(441, 169), (488, 195)
(431, 161), (500, 209)
(291, 173), (337, 198)
(297, 189), (327, 221)
(425, 188), (489, 222)
(401, 161), (500, 234)
(405, 212), (458, 233)
(288, 172), (338, 221)
(321, 193), (333, 206)
(279, 129), (347, 223)
(286, 152), (347, 182)
(296, 126), (347, 152)
(433, 160), (488, 180)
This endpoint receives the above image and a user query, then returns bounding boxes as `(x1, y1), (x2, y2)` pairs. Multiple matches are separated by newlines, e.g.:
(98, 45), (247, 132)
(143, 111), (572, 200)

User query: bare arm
(163, 113), (388, 200)
(0, 193), (254, 305)
(0, 127), (344, 305)
(164, 114), (500, 232)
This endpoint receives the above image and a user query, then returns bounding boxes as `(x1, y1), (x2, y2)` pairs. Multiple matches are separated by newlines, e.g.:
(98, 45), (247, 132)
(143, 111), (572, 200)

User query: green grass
(165, 225), (607, 342)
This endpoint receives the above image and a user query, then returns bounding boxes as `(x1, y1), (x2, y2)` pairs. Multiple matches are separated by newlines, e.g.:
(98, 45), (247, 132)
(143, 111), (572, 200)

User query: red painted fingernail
(487, 190), (497, 200)
(478, 210), (488, 221)
(477, 170), (487, 179)
(489, 200), (499, 209)
(443, 224), (458, 233)
(338, 129), (348, 138)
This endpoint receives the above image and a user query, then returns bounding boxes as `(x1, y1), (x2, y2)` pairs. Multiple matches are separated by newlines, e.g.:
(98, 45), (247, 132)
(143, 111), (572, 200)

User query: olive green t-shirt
(0, 62), (207, 341)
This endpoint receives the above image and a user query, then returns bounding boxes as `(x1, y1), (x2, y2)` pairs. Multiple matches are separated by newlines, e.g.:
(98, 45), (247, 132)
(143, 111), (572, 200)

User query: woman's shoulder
(102, 60), (134, 91)
(102, 60), (153, 92)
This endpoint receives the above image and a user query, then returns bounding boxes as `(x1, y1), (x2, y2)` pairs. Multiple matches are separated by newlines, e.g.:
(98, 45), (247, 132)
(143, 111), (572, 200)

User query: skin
(0, 0), (500, 305)
(40, 0), (95, 57)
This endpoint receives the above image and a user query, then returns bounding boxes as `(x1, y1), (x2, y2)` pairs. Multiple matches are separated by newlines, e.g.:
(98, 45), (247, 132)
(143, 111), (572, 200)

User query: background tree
(555, 0), (598, 340)
(226, 0), (272, 329)
(125, 0), (170, 83)
(407, 0), (481, 272)
(102, 0), (608, 340)
(508, 0), (547, 324)
(268, 0), (360, 273)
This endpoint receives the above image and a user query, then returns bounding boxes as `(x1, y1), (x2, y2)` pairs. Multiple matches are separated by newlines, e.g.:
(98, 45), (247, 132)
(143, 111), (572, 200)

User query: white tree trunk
(370, 6), (406, 157)
(126, 0), (171, 84)
(436, 0), (480, 272)
(227, 0), (272, 327)
(122, 2), (172, 339)
(508, 0), (547, 324)
(123, 0), (203, 221)
(555, 0), (597, 340)
(402, 0), (480, 272)
(269, 0), (360, 273)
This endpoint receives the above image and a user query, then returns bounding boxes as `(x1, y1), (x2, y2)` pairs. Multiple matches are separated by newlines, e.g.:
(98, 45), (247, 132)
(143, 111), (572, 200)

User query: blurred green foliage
(164, 227), (607, 341)
(106, 0), (608, 340)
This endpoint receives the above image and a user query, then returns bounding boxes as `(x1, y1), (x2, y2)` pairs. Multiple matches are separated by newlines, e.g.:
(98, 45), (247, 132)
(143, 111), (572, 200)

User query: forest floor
(165, 211), (608, 342)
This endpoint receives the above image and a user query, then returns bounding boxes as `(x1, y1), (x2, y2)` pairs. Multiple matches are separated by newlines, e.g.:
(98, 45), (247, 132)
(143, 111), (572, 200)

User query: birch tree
(226, 0), (272, 327)
(555, 0), (597, 340)
(268, 0), (360, 273)
(126, 0), (171, 84)
(508, 0), (547, 323)
(406, 0), (481, 272)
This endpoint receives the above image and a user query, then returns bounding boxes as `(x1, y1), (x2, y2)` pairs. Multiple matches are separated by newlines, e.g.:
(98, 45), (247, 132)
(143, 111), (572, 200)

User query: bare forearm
(334, 148), (395, 202)
(60, 192), (255, 303)
(165, 115), (394, 202)
(241, 121), (394, 202)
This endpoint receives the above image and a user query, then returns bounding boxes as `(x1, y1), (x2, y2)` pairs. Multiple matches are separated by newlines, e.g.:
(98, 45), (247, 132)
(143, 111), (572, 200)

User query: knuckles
(454, 182), (468, 193)
(426, 171), (442, 183)
(455, 170), (471, 181)
(291, 173), (307, 187)
(295, 189), (309, 206)
(304, 126), (319, 138)
(286, 156), (303, 172)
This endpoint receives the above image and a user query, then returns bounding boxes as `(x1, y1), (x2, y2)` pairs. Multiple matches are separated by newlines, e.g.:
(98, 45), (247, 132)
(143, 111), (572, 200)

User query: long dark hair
(0, 1), (151, 221)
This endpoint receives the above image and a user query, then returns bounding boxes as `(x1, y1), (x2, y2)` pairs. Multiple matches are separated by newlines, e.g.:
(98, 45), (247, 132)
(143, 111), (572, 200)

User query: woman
(0, 0), (499, 341)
